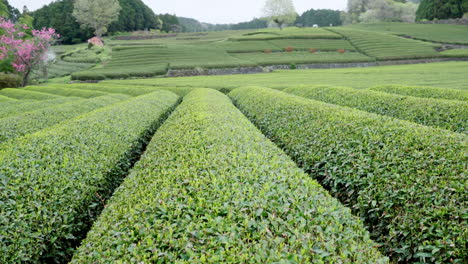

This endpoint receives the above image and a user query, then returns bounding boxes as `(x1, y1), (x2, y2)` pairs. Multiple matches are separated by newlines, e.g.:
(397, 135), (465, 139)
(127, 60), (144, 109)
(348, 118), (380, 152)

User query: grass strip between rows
(0, 94), (130, 143)
(71, 88), (386, 263)
(229, 87), (467, 263)
(0, 90), (180, 263)
(283, 85), (467, 133)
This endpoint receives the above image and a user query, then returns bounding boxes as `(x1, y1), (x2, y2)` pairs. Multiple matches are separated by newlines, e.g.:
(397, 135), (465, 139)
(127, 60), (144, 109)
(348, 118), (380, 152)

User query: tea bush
(71, 88), (387, 263)
(230, 87), (467, 263)
(0, 91), (180, 263)
(284, 85), (467, 133)
(370, 84), (468, 101)
(0, 94), (129, 143)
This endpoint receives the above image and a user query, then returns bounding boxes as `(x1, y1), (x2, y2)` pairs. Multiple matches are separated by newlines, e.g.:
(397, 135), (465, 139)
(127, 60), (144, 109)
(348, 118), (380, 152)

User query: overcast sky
(9, 0), (347, 24)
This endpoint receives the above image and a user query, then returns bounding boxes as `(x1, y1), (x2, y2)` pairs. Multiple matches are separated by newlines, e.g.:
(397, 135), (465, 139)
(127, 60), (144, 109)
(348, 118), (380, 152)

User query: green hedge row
(284, 85), (467, 133)
(0, 98), (79, 119)
(0, 94), (129, 143)
(0, 88), (65, 100)
(230, 87), (467, 263)
(23, 86), (109, 98)
(62, 56), (101, 63)
(0, 91), (180, 263)
(71, 64), (169, 81)
(369, 85), (468, 101)
(71, 88), (386, 263)
(70, 71), (106, 81)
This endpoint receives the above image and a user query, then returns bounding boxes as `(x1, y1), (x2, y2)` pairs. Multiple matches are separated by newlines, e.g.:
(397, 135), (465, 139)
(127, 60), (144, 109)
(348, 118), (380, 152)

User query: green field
(1, 23), (467, 263)
(103, 61), (468, 90)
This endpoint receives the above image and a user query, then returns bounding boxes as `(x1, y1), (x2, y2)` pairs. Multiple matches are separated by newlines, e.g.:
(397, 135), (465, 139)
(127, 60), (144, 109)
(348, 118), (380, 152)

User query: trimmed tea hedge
(0, 94), (130, 142)
(369, 85), (468, 101)
(284, 85), (467, 133)
(230, 87), (467, 263)
(0, 88), (65, 100)
(23, 86), (109, 98)
(0, 98), (79, 119)
(71, 88), (386, 263)
(0, 91), (180, 263)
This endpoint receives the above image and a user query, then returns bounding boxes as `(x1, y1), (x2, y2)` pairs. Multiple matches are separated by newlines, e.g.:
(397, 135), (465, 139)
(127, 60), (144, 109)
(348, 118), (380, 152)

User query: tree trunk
(21, 69), (31, 87)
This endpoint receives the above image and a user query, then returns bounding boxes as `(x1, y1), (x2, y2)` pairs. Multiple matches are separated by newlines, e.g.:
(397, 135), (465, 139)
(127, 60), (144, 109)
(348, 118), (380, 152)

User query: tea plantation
(0, 24), (467, 264)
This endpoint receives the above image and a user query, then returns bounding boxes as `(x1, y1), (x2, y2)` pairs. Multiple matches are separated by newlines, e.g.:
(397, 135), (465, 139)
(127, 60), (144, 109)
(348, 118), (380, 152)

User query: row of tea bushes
(0, 94), (130, 143)
(369, 84), (468, 101)
(0, 91), (180, 263)
(71, 89), (387, 263)
(284, 85), (467, 133)
(0, 97), (79, 118)
(230, 87), (467, 263)
(23, 86), (109, 98)
(0, 88), (65, 100)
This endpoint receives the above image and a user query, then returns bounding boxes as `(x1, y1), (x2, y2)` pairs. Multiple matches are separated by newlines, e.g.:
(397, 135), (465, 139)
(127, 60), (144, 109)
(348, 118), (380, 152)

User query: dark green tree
(0, 0), (20, 20)
(416, 0), (468, 20)
(295, 9), (342, 27)
(158, 14), (181, 33)
(32, 0), (160, 44)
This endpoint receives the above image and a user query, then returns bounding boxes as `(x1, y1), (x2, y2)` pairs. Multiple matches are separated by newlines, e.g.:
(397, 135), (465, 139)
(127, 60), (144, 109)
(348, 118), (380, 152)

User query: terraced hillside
(15, 23), (458, 82)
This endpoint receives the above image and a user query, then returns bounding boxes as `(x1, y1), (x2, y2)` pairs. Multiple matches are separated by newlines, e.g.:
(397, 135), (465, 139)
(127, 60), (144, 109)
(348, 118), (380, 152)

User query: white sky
(9, 0), (347, 24)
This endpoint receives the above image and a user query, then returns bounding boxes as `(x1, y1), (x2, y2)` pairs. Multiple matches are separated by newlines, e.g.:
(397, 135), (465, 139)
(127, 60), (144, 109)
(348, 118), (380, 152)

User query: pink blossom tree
(0, 17), (59, 86)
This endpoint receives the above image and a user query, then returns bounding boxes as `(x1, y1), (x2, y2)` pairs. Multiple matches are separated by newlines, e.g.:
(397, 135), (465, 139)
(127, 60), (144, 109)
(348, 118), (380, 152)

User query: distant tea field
(57, 24), (468, 81)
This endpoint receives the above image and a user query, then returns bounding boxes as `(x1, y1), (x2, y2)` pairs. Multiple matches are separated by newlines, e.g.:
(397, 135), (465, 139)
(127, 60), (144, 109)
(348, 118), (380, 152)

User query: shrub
(0, 91), (180, 263)
(0, 73), (22, 89)
(71, 88), (387, 263)
(309, 48), (317, 53)
(283, 85), (467, 133)
(0, 94), (129, 143)
(284, 46), (294, 52)
(230, 87), (467, 263)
